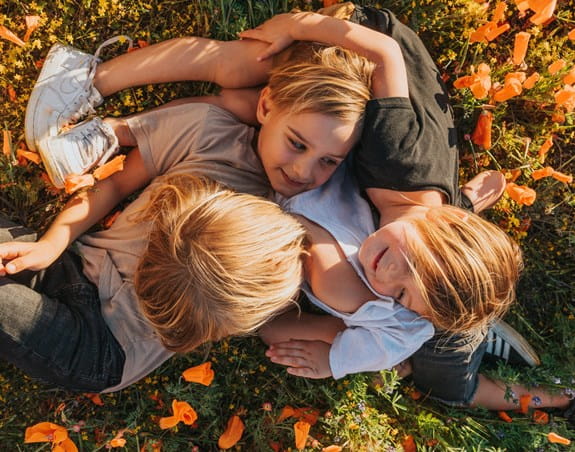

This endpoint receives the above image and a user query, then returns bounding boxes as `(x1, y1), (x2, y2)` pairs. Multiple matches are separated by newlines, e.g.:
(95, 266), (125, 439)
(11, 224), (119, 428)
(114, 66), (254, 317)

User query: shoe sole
(489, 320), (541, 367)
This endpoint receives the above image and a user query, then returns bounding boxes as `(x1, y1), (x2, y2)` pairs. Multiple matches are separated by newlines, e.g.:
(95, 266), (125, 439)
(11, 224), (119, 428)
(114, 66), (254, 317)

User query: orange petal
(182, 362), (215, 386)
(513, 32), (531, 65)
(537, 137), (553, 159)
(547, 432), (571, 445)
(516, 0), (530, 12)
(485, 23), (510, 41)
(23, 15), (41, 42)
(84, 393), (104, 406)
(109, 438), (127, 448)
(551, 170), (573, 184)
(453, 75), (474, 89)
(64, 174), (95, 194)
(278, 405), (296, 422)
(532, 166), (553, 180)
(523, 72), (540, 89)
(518, 394), (531, 414)
(555, 85), (575, 111)
(218, 415), (245, 449)
(503, 168), (522, 182)
(322, 446), (342, 452)
(506, 71), (527, 84)
(16, 149), (41, 164)
(471, 110), (493, 149)
(470, 22), (495, 43)
(492, 2), (507, 22)
(103, 210), (121, 229)
(401, 435), (417, 452)
(171, 399), (197, 425)
(506, 183), (537, 206)
(569, 29), (575, 40)
(7, 85), (17, 102)
(158, 415), (180, 430)
(532, 410), (549, 424)
(58, 438), (79, 452)
(293, 407), (320, 425)
(498, 410), (513, 422)
(294, 420), (311, 450)
(563, 68), (575, 85)
(494, 78), (523, 102)
(551, 112), (565, 123)
(25, 422), (69, 443)
(92, 155), (126, 180)
(548, 59), (566, 75)
(3, 130), (12, 157)
(529, 0), (557, 25)
(0, 25), (25, 47)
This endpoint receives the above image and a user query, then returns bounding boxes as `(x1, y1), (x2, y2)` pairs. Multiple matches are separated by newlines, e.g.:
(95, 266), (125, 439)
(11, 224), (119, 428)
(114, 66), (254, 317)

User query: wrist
(290, 12), (322, 41)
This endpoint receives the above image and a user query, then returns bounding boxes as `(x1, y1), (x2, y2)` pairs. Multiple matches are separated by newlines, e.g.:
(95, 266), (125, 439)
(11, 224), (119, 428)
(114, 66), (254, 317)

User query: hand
(265, 339), (333, 379)
(0, 240), (61, 276)
(238, 12), (312, 61)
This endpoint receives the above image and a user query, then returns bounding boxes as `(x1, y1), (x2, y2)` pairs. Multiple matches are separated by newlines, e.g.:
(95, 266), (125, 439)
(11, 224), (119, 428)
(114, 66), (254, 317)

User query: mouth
(280, 169), (306, 188)
(373, 247), (388, 271)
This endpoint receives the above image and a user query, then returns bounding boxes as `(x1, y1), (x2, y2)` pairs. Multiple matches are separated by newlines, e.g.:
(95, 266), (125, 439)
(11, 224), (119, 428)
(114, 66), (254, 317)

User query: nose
(292, 156), (314, 184)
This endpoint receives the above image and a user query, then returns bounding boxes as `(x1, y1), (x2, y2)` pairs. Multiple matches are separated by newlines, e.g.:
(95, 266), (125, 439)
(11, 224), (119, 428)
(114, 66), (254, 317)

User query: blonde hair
(269, 41), (375, 124)
(134, 174), (306, 353)
(404, 206), (523, 347)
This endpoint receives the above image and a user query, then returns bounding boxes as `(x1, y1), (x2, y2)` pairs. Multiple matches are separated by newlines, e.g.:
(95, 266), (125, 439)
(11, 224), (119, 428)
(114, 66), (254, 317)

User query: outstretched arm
(239, 12), (409, 99)
(0, 148), (150, 275)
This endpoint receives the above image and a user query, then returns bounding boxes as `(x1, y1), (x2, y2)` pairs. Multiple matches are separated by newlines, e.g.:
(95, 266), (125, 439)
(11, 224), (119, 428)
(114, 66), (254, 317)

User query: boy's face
(256, 87), (360, 198)
(358, 220), (429, 318)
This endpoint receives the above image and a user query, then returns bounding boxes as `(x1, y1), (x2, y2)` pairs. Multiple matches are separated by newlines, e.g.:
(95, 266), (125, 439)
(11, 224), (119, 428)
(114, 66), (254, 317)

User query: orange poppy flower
(7, 85), (17, 102)
(108, 430), (127, 448)
(518, 394), (531, 414)
(529, 0), (557, 25)
(551, 112), (565, 123)
(25, 422), (78, 452)
(23, 15), (41, 42)
(401, 435), (417, 452)
(471, 110), (493, 149)
(454, 64), (492, 98)
(523, 72), (540, 89)
(555, 85), (575, 112)
(3, 130), (12, 157)
(513, 32), (531, 65)
(277, 405), (296, 422)
(85, 393), (104, 406)
(485, 23), (510, 41)
(217, 415), (244, 449)
(503, 168), (522, 182)
(532, 167), (554, 180)
(497, 411), (513, 422)
(551, 170), (573, 184)
(93, 155), (126, 180)
(547, 432), (571, 445)
(492, 2), (507, 22)
(563, 68), (575, 85)
(64, 174), (95, 194)
(294, 420), (311, 450)
(569, 29), (575, 40)
(532, 410), (549, 424)
(494, 77), (523, 102)
(506, 182), (536, 206)
(322, 446), (342, 452)
(158, 399), (198, 429)
(538, 137), (553, 160)
(548, 59), (566, 75)
(16, 149), (41, 165)
(470, 22), (495, 43)
(0, 25), (25, 47)
(182, 362), (215, 386)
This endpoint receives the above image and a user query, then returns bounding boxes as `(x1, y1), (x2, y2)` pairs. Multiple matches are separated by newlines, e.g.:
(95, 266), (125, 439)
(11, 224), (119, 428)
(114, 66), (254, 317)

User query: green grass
(0, 0), (574, 450)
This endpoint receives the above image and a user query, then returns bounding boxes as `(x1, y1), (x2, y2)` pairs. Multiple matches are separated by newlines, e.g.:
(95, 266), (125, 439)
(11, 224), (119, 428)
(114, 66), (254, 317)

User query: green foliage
(0, 0), (574, 450)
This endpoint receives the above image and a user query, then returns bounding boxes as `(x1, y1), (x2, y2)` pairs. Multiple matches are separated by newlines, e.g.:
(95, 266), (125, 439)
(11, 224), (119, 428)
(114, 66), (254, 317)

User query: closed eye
(289, 137), (306, 152)
(396, 288), (406, 301)
(321, 156), (338, 166)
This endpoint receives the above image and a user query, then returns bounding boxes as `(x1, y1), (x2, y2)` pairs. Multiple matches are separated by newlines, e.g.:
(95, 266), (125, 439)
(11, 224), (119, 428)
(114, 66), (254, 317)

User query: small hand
(0, 240), (61, 276)
(266, 339), (333, 379)
(238, 13), (310, 61)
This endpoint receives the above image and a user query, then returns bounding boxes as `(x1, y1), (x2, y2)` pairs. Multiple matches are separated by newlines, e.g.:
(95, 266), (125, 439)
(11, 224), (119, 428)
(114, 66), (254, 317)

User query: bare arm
(239, 12), (409, 99)
(0, 149), (150, 274)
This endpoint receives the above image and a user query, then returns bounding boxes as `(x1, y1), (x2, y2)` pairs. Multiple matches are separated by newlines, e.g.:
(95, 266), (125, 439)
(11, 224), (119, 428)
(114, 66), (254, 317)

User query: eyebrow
(287, 126), (348, 160)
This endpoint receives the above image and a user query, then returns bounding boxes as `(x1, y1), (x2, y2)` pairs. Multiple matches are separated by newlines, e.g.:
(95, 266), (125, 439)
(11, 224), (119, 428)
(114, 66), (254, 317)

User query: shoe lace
(68, 35), (134, 123)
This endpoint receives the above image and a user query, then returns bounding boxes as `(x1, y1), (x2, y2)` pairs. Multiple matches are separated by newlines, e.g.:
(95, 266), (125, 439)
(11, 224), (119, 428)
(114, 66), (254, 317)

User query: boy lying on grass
(21, 2), (572, 417)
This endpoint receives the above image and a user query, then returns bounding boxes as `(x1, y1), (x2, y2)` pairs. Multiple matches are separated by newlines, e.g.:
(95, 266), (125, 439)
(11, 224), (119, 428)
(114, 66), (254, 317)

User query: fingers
(238, 29), (267, 42)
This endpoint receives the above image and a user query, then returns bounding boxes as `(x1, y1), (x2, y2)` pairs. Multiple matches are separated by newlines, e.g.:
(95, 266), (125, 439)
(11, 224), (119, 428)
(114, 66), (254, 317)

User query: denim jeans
(410, 331), (487, 406)
(0, 217), (125, 392)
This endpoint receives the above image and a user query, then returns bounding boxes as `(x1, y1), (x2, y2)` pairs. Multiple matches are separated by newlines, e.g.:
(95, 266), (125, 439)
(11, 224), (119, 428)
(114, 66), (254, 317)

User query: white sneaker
(25, 36), (132, 151)
(39, 118), (119, 188)
(485, 319), (541, 367)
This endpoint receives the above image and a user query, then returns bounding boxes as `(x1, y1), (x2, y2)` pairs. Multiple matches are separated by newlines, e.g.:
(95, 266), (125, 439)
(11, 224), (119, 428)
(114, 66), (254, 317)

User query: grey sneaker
(38, 118), (119, 188)
(485, 319), (541, 367)
(25, 36), (132, 151)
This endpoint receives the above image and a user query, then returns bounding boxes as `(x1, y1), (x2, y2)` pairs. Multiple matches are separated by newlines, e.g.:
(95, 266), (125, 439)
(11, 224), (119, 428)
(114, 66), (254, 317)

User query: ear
(256, 86), (274, 125)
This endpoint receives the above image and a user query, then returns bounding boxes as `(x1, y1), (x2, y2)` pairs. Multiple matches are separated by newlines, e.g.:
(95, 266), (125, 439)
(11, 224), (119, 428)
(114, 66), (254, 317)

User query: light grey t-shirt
(280, 162), (434, 379)
(76, 103), (271, 391)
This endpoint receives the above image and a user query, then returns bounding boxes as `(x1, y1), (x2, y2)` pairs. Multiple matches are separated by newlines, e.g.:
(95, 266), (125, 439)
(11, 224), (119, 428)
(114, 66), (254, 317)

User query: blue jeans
(0, 217), (125, 392)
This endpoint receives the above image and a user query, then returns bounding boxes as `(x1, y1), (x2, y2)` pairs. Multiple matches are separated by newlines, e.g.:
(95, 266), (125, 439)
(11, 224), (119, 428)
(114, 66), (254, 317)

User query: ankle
(461, 170), (506, 213)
